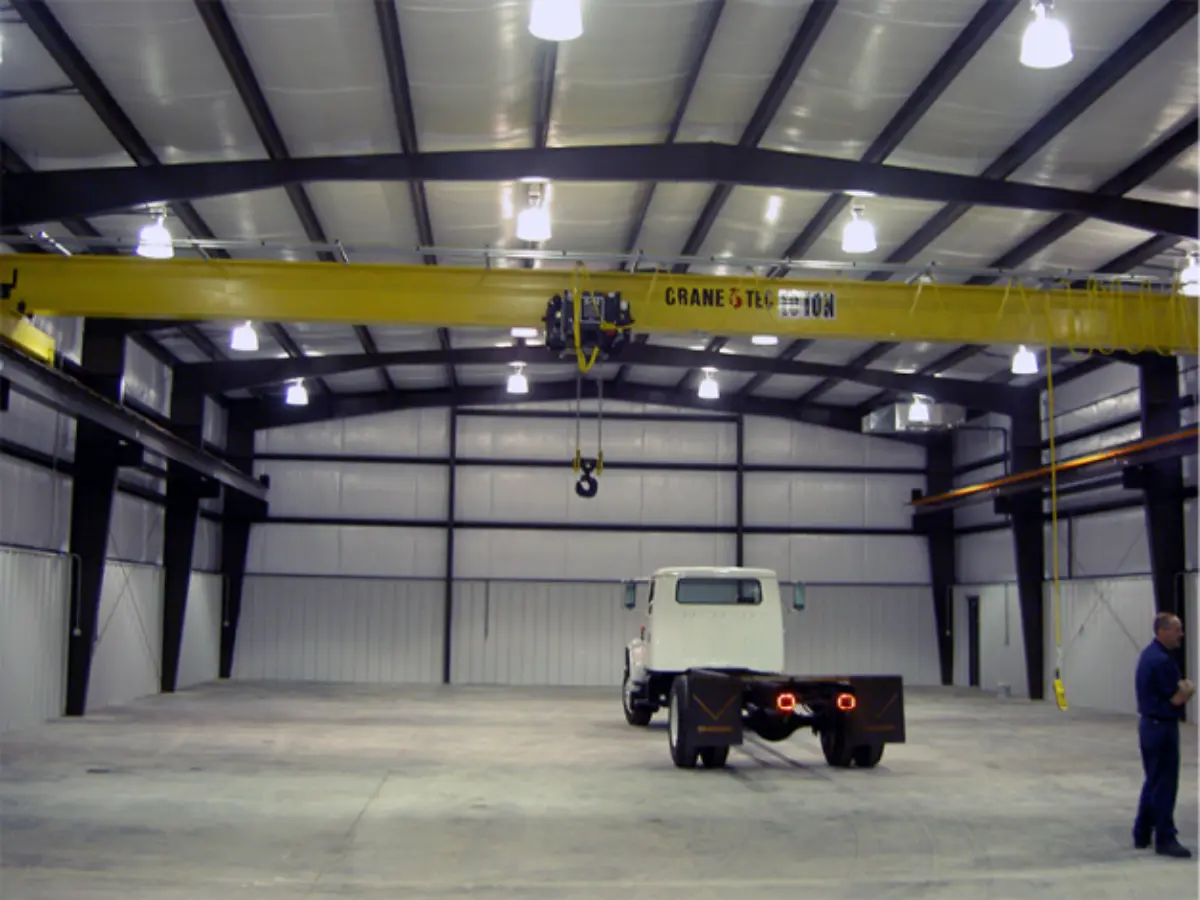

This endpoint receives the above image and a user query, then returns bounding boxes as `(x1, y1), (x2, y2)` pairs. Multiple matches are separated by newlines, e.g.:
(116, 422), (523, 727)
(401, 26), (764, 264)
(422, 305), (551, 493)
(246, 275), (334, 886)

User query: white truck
(621, 566), (905, 769)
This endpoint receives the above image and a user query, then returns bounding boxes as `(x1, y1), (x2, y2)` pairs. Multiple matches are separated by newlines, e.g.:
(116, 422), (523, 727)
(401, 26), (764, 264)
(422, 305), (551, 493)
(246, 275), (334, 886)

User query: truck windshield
(675, 578), (762, 606)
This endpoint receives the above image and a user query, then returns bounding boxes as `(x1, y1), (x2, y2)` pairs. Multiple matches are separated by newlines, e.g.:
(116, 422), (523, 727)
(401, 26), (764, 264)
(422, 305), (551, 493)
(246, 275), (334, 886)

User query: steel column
(922, 434), (956, 685)
(160, 382), (207, 693)
(442, 406), (458, 685)
(1138, 356), (1188, 643)
(218, 409), (264, 679)
(1010, 393), (1046, 701)
(64, 320), (126, 716)
(735, 414), (745, 566)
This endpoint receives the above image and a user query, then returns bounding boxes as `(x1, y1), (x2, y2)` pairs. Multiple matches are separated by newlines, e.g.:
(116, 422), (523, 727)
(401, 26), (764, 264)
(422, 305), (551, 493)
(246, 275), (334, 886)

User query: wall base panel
(177, 572), (223, 690)
(0, 547), (69, 732)
(86, 562), (164, 713)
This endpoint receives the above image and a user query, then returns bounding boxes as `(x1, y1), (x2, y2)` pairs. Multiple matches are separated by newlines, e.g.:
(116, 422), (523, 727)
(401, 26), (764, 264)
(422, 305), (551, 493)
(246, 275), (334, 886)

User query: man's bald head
(1155, 612), (1184, 650)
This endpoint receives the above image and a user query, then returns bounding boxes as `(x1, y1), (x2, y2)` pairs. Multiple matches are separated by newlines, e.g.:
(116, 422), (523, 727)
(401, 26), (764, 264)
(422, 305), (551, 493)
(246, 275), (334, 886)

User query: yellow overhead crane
(1, 253), (1197, 364)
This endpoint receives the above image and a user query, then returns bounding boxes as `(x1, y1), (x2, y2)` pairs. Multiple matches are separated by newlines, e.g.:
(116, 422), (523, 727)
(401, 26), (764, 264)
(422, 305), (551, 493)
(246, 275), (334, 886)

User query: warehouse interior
(0, 0), (1198, 897)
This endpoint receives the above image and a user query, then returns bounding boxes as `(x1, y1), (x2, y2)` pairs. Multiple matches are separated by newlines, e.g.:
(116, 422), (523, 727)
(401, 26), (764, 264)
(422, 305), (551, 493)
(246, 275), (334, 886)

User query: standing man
(1133, 611), (1195, 858)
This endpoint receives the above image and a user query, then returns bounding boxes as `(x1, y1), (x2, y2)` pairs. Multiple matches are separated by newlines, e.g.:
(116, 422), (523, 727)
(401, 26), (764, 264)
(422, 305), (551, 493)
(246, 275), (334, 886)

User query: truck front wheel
(623, 667), (652, 727)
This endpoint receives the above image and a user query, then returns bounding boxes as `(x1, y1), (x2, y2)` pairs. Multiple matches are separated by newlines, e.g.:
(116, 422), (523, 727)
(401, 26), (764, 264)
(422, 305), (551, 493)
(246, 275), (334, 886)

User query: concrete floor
(1, 683), (1197, 899)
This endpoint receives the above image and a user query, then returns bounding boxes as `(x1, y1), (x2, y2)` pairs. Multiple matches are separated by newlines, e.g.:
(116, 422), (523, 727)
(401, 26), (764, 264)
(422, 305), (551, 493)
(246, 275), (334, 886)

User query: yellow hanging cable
(1044, 305), (1068, 712)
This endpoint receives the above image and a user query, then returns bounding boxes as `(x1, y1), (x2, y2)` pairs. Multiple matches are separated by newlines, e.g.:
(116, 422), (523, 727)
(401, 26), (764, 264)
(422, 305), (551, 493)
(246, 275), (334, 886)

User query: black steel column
(441, 406), (458, 685)
(923, 434), (956, 686)
(64, 320), (127, 716)
(218, 408), (263, 679)
(160, 382), (208, 693)
(1137, 356), (1187, 661)
(1009, 392), (1046, 700)
(735, 415), (745, 566)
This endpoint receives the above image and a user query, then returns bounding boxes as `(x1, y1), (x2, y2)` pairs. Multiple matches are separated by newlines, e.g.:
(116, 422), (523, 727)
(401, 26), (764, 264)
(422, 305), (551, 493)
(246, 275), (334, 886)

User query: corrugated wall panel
(193, 518), (221, 572)
(177, 572), (223, 690)
(108, 493), (164, 565)
(782, 585), (941, 685)
(0, 547), (69, 732)
(232, 575), (443, 683)
(744, 535), (930, 584)
(743, 472), (922, 529)
(952, 584), (1028, 695)
(457, 468), (736, 526)
(203, 397), (228, 449)
(255, 408), (450, 456)
(254, 461), (448, 520)
(86, 562), (163, 712)
(122, 337), (172, 416)
(1068, 507), (1149, 578)
(247, 524), (447, 577)
(450, 580), (633, 686)
(454, 531), (736, 581)
(957, 530), (1016, 584)
(744, 416), (925, 468)
(0, 457), (70, 552)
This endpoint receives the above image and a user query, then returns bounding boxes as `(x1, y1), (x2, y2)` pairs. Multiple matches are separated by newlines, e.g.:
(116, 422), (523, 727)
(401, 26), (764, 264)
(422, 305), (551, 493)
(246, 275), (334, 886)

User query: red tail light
(775, 691), (797, 713)
(836, 692), (856, 711)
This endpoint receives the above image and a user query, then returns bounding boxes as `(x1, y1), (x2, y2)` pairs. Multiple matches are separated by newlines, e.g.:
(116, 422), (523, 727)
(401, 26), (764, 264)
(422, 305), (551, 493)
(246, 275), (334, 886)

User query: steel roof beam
(854, 345), (991, 414)
(671, 1), (837, 274)
(734, 338), (813, 398)
(7, 144), (1193, 239)
(863, 0), (1198, 281)
(798, 341), (898, 406)
(769, 0), (1019, 277)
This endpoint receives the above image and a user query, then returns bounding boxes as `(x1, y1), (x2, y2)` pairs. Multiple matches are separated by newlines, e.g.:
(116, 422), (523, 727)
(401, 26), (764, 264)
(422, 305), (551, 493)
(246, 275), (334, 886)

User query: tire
(820, 727), (854, 768)
(852, 742), (884, 768)
(699, 745), (729, 769)
(623, 666), (652, 727)
(749, 715), (796, 743)
(668, 676), (699, 769)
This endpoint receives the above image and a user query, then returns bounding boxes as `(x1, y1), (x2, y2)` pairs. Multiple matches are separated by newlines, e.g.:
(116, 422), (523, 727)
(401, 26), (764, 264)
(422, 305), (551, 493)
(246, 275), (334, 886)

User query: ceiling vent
(861, 400), (967, 435)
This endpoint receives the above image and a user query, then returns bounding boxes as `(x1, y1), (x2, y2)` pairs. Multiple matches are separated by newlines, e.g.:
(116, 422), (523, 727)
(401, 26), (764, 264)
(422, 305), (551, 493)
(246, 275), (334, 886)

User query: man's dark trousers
(1134, 716), (1180, 847)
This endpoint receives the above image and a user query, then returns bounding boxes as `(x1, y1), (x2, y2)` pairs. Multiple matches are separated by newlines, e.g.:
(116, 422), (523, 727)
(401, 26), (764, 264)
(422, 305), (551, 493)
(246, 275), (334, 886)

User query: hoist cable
(1042, 287), (1067, 711)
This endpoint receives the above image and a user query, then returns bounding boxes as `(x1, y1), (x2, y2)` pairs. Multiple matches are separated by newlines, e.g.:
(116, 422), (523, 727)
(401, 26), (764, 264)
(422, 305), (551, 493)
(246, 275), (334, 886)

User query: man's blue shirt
(1136, 638), (1182, 719)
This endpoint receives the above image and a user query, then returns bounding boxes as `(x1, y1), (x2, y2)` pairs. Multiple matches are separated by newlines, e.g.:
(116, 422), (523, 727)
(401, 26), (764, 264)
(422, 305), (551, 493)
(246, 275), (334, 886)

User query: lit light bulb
(516, 205), (551, 242)
(842, 206), (877, 254)
(230, 321), (258, 352)
(285, 381), (308, 406)
(698, 368), (720, 400)
(1020, 2), (1073, 70)
(507, 363), (529, 394)
(1011, 345), (1039, 375)
(751, 335), (779, 346)
(528, 0), (583, 41)
(136, 214), (173, 259)
(908, 397), (931, 424)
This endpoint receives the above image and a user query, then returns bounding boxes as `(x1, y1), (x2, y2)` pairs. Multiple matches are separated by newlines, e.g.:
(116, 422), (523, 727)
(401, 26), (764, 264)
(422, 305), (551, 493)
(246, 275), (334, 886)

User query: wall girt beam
(4, 145), (1195, 238)
(9, 255), (1194, 354)
(1009, 393), (1046, 701)
(1137, 356), (1188, 639)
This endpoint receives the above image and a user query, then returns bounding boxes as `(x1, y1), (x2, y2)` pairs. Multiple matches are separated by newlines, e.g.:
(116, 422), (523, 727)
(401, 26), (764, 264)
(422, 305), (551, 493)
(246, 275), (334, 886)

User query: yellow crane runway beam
(0, 304), (56, 364)
(3, 255), (1196, 355)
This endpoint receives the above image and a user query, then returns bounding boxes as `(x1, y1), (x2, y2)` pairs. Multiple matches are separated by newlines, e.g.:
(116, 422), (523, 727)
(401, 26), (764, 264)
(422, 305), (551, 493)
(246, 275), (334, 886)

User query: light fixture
(764, 195), (782, 225)
(751, 335), (779, 346)
(528, 0), (583, 41)
(507, 362), (529, 395)
(285, 380), (309, 407)
(908, 396), (931, 424)
(1011, 344), (1039, 375)
(1180, 252), (1200, 298)
(511, 326), (539, 339)
(1020, 1), (1073, 69)
(135, 213), (173, 259)
(516, 183), (552, 242)
(698, 367), (720, 400)
(841, 205), (877, 254)
(230, 321), (259, 352)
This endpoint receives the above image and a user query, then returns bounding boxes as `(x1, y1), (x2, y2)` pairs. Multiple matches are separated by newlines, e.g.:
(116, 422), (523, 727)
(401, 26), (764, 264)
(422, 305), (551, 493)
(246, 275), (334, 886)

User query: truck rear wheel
(820, 727), (853, 768)
(852, 742), (884, 768)
(668, 676), (699, 769)
(622, 665), (652, 727)
(699, 746), (729, 768)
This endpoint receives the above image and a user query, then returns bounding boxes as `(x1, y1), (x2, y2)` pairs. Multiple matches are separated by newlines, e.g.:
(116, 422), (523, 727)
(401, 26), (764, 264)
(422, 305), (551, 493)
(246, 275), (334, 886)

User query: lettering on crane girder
(661, 286), (837, 321)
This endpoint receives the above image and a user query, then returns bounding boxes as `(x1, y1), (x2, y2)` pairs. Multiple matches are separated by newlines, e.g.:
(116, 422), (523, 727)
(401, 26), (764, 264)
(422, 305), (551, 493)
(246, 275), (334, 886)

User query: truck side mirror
(622, 581), (637, 610)
(792, 583), (806, 611)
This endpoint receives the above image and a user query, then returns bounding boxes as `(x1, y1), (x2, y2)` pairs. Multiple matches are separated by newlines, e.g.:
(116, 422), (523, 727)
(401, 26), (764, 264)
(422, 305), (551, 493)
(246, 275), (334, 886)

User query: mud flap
(842, 675), (905, 745)
(682, 670), (744, 748)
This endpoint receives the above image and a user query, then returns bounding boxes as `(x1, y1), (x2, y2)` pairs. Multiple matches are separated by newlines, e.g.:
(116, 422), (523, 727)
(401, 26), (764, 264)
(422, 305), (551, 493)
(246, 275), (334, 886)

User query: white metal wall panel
(121, 337), (172, 416)
(0, 457), (70, 552)
(952, 460), (1006, 530)
(1187, 575), (1198, 722)
(450, 580), (633, 686)
(177, 572), (222, 690)
(957, 530), (1016, 585)
(232, 576), (443, 684)
(255, 460), (448, 519)
(782, 585), (941, 686)
(0, 391), (72, 458)
(1068, 507), (1150, 578)
(953, 412), (1009, 466)
(255, 408), (449, 456)
(0, 548), (69, 732)
(247, 524), (446, 577)
(744, 535), (929, 585)
(193, 518), (221, 573)
(1045, 576), (1156, 715)
(107, 493), (164, 565)
(457, 467), (736, 527)
(743, 472), (922, 529)
(203, 397), (228, 449)
(1187, 498), (1197, 571)
(454, 531), (735, 581)
(456, 415), (736, 464)
(1042, 362), (1140, 460)
(86, 563), (163, 713)
(952, 584), (1029, 696)
(743, 416), (925, 468)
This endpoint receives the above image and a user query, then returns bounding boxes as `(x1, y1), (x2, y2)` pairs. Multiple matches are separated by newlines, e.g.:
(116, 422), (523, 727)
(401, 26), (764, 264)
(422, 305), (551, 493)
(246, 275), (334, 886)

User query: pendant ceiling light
(135, 213), (173, 259)
(841, 205), (877, 254)
(1180, 252), (1200, 298)
(1011, 345), (1039, 375)
(1020, 1), (1073, 69)
(908, 396), (931, 424)
(285, 380), (309, 407)
(507, 362), (529, 395)
(529, 0), (583, 42)
(698, 367), (720, 400)
(230, 321), (259, 352)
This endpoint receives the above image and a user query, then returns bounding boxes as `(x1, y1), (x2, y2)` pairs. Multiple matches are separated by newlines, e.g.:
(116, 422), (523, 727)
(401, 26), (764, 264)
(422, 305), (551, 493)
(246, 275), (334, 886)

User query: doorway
(967, 595), (981, 688)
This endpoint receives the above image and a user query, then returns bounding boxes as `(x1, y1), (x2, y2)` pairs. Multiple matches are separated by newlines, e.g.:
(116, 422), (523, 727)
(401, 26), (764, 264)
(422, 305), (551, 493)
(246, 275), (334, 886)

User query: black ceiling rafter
(6, 146), (1196, 239)
(246, 378), (920, 444)
(734, 339), (813, 398)
(373, 0), (453, 393)
(968, 113), (1199, 286)
(853, 344), (993, 417)
(768, 0), (1020, 279)
(176, 343), (1018, 411)
(862, 0), (1199, 283)
(519, 37), (559, 275)
(612, 0), (726, 388)
(671, 1), (837, 276)
(194, 0), (333, 399)
(798, 342), (898, 407)
(672, 336), (727, 391)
